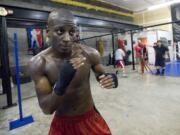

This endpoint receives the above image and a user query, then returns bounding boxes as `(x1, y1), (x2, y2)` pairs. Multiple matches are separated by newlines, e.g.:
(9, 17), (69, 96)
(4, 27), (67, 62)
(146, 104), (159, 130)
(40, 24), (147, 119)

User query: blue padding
(165, 62), (180, 76)
(151, 61), (180, 77)
(9, 115), (34, 130)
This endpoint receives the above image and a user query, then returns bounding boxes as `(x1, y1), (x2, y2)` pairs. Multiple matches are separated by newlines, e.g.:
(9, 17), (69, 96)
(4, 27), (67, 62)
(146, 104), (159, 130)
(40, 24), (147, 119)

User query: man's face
(157, 41), (161, 47)
(48, 19), (77, 54)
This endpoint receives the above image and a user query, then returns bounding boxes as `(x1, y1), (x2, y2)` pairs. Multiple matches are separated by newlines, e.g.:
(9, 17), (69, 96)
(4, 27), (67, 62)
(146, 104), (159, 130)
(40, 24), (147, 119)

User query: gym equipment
(142, 59), (154, 74)
(9, 33), (34, 130)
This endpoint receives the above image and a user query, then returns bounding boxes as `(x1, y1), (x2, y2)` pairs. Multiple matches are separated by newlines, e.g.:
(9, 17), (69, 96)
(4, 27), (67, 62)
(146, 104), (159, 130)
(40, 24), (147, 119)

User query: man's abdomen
(56, 86), (94, 116)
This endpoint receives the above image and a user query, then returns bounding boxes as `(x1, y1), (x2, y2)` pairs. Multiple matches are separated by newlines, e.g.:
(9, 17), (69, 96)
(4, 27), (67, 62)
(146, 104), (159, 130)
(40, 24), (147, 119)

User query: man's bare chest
(44, 57), (91, 86)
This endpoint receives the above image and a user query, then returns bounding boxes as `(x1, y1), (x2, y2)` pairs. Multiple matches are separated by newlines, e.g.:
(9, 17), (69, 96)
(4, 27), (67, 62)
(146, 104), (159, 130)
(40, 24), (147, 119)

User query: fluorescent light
(148, 0), (180, 10)
(95, 21), (105, 26)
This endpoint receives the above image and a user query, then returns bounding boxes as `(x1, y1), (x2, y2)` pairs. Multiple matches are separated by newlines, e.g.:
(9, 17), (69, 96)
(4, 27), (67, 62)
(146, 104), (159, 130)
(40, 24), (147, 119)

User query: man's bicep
(35, 76), (52, 96)
(28, 56), (52, 95)
(92, 64), (105, 75)
(122, 50), (125, 57)
(29, 67), (52, 98)
(90, 49), (105, 74)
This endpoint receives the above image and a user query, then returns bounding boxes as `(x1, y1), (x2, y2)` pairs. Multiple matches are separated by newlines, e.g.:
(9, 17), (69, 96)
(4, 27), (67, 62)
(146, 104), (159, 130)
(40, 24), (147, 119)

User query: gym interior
(0, 0), (180, 135)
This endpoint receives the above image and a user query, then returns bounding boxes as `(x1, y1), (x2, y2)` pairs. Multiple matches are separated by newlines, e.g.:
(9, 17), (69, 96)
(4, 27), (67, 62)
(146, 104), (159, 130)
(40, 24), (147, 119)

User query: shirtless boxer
(29, 9), (118, 135)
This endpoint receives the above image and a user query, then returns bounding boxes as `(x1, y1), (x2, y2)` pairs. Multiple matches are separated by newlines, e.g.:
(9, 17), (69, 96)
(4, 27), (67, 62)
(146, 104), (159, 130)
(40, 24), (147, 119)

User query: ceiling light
(74, 18), (79, 24)
(95, 21), (105, 26)
(148, 0), (180, 10)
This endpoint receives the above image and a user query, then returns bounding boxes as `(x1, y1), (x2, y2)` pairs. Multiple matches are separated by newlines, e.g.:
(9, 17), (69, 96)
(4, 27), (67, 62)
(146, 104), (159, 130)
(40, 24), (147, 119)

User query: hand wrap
(96, 73), (118, 88)
(53, 61), (76, 95)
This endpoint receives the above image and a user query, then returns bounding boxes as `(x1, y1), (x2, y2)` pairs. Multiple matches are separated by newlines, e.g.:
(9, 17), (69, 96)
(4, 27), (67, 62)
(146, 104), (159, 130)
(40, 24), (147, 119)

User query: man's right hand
(69, 55), (86, 70)
(53, 56), (86, 96)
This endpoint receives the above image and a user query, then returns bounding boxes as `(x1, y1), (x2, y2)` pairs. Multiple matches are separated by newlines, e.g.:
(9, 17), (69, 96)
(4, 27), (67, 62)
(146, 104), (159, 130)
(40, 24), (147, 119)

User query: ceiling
(4, 6), (139, 32)
(100, 0), (175, 12)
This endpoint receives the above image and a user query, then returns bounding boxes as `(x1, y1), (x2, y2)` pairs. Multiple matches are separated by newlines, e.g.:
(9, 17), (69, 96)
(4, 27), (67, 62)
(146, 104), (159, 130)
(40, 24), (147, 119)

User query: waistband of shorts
(54, 107), (97, 121)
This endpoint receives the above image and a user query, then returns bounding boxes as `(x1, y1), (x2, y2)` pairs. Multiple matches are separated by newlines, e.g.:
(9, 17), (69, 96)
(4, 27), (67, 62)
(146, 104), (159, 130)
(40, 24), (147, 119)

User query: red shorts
(116, 60), (125, 68)
(48, 108), (112, 135)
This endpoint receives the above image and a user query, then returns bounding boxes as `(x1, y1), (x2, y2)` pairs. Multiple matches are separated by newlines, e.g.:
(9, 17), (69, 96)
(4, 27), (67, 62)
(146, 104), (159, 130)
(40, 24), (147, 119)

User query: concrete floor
(1, 66), (180, 135)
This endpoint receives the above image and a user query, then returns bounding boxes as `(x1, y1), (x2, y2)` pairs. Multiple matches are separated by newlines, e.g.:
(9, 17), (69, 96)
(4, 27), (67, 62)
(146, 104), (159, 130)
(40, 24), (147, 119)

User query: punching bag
(97, 39), (104, 57)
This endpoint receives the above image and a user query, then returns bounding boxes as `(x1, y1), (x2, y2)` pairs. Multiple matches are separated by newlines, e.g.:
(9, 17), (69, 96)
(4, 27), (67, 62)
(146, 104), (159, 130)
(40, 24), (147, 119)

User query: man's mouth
(61, 46), (71, 49)
(60, 45), (72, 51)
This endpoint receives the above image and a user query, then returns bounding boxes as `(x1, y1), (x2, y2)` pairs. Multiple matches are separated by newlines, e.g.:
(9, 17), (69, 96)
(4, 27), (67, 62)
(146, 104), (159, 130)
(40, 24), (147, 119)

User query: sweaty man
(29, 9), (118, 135)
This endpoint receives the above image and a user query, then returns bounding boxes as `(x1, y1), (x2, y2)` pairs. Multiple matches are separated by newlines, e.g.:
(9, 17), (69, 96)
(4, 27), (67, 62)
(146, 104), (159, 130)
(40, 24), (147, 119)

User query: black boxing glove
(53, 60), (76, 95)
(96, 73), (118, 88)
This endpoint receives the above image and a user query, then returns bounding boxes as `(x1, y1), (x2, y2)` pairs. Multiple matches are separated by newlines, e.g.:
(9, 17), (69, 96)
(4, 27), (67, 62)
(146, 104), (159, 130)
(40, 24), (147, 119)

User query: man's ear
(46, 28), (50, 37)
(46, 26), (50, 45)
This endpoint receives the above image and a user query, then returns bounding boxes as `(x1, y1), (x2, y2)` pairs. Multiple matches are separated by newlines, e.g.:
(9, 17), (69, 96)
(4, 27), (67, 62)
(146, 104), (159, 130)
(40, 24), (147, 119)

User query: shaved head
(46, 9), (78, 54)
(48, 9), (75, 28)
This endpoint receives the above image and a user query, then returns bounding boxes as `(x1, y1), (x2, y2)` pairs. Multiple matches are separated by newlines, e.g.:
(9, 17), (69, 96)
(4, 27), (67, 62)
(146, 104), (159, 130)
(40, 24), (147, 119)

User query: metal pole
(80, 20), (180, 41)
(14, 33), (23, 119)
(112, 33), (116, 68)
(130, 31), (135, 70)
(0, 16), (13, 107)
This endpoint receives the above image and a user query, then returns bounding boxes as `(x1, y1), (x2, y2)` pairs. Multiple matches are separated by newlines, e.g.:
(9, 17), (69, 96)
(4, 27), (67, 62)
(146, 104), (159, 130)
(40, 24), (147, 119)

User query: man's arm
(165, 46), (170, 58)
(90, 49), (118, 89)
(121, 49), (126, 57)
(29, 55), (85, 114)
(29, 56), (63, 114)
(90, 49), (105, 77)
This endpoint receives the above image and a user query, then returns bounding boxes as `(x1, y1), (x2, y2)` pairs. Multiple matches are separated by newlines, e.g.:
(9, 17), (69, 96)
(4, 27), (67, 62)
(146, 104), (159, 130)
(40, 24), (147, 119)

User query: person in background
(115, 45), (127, 77)
(134, 40), (146, 74)
(154, 40), (169, 75)
(117, 39), (126, 53)
(97, 38), (104, 57)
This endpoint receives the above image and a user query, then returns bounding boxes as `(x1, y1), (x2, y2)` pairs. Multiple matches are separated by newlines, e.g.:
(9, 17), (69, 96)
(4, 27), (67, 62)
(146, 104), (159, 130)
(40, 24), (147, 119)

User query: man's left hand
(98, 73), (118, 89)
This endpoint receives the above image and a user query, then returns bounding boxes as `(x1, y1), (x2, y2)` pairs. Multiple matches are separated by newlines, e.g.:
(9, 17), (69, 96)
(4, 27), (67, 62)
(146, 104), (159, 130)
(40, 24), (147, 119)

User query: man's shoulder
(162, 45), (169, 50)
(29, 55), (46, 75)
(28, 48), (50, 74)
(153, 46), (157, 49)
(134, 44), (138, 48)
(116, 49), (121, 52)
(79, 44), (99, 57)
(79, 44), (100, 65)
(119, 48), (124, 51)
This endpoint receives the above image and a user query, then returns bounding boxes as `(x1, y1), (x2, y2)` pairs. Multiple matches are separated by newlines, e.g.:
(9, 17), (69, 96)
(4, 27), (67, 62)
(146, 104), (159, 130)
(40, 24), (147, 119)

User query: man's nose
(63, 32), (70, 42)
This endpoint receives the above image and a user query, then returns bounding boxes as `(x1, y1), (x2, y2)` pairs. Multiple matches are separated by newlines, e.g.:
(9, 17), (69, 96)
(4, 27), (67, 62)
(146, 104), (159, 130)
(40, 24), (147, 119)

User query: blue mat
(151, 61), (180, 77)
(165, 61), (180, 77)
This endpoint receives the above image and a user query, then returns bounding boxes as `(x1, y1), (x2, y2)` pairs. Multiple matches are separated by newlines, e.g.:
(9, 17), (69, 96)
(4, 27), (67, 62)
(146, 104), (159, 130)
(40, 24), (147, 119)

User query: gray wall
(7, 28), (114, 68)
(81, 32), (113, 65)
(7, 28), (32, 68)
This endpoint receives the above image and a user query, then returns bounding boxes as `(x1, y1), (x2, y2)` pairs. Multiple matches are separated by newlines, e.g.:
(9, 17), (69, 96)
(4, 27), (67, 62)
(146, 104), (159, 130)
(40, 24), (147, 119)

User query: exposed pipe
(81, 20), (180, 41)
(130, 31), (135, 70)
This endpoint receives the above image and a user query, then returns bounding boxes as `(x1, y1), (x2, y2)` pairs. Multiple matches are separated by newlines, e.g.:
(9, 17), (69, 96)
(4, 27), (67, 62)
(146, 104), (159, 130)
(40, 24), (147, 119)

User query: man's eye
(69, 30), (75, 35)
(57, 29), (64, 35)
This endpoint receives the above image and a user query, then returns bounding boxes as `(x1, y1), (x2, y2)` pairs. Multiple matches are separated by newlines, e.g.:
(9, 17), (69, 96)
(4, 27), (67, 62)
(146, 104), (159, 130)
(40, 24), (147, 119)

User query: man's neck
(50, 47), (72, 60)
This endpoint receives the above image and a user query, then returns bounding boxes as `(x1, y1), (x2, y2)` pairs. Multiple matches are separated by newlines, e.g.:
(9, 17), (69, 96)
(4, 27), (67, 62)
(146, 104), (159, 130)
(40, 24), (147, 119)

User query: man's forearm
(92, 64), (105, 80)
(39, 91), (63, 114)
